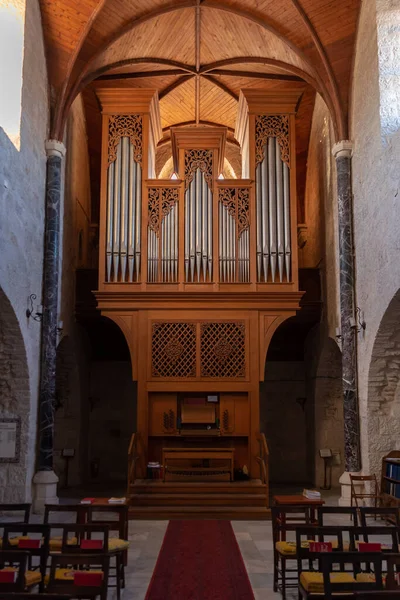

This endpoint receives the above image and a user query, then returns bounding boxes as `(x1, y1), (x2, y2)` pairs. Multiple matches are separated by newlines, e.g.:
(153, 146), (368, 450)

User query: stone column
(332, 140), (361, 505)
(32, 139), (66, 512)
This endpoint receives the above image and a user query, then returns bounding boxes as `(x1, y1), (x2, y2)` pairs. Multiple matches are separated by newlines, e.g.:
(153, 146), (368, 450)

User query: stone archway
(367, 289), (400, 478)
(0, 287), (30, 502)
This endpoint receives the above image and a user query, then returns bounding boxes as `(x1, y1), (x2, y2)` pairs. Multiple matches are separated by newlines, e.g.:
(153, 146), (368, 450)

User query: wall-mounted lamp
(26, 294), (43, 322)
(349, 307), (366, 333)
(335, 327), (342, 342)
(57, 320), (64, 335)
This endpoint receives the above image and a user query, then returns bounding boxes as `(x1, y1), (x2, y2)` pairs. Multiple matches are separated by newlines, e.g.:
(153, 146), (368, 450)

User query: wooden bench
(162, 448), (234, 482)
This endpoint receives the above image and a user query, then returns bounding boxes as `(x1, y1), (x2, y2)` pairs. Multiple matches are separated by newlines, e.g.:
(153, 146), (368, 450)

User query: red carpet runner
(145, 520), (255, 600)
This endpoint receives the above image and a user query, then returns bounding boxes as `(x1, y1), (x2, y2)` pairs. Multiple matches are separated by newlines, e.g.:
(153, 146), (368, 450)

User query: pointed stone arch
(0, 286), (31, 501)
(367, 288), (400, 478)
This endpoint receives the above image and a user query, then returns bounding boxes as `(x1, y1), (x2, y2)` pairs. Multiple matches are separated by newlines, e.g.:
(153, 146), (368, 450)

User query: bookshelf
(380, 450), (400, 509)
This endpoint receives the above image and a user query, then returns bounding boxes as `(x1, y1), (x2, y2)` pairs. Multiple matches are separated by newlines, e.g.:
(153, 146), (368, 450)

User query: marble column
(33, 139), (66, 512)
(332, 140), (361, 504)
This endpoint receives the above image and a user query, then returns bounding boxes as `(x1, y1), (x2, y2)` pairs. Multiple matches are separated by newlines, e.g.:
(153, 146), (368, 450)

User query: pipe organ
(94, 84), (303, 486)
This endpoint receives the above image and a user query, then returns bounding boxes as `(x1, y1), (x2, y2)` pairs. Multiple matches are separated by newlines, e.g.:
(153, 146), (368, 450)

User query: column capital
(45, 139), (66, 158)
(332, 140), (353, 159)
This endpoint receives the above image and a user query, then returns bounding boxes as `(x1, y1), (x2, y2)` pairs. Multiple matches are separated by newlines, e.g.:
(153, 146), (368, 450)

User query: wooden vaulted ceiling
(39, 0), (361, 220)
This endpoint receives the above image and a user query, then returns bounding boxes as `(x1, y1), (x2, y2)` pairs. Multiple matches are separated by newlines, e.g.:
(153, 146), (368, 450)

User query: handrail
(257, 433), (270, 507)
(127, 433), (138, 496)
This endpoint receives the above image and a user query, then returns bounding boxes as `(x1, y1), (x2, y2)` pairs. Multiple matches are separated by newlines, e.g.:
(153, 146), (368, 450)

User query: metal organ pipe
(127, 145), (136, 283)
(105, 136), (142, 282)
(275, 137), (285, 283)
(256, 137), (292, 283)
(283, 162), (291, 282)
(106, 161), (114, 282)
(184, 168), (212, 283)
(120, 137), (129, 282)
(112, 142), (122, 281)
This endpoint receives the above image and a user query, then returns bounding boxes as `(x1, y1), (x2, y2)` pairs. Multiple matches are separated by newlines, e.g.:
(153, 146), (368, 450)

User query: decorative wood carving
(222, 409), (229, 431)
(148, 187), (179, 236)
(184, 149), (213, 190)
(108, 114), (143, 166)
(152, 322), (196, 378)
(200, 322), (246, 378)
(255, 115), (290, 168)
(237, 188), (250, 238)
(218, 187), (250, 239)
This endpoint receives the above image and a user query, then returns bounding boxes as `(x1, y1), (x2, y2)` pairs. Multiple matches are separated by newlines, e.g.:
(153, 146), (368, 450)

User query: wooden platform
(128, 479), (270, 520)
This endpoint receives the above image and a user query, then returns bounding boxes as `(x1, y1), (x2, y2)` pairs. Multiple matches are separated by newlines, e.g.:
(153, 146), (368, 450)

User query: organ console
(94, 82), (303, 483)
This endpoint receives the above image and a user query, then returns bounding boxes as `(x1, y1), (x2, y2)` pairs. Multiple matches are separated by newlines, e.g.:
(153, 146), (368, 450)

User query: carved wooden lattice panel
(255, 115), (290, 168)
(152, 322), (196, 378)
(108, 114), (142, 166)
(200, 322), (246, 378)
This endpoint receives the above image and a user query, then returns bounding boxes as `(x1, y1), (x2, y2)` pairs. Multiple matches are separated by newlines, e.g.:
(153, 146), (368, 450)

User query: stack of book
(386, 458), (400, 497)
(108, 497), (126, 504)
(303, 489), (321, 500)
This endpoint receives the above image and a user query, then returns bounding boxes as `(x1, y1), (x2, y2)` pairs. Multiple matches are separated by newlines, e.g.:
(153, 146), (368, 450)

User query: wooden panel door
(148, 393), (177, 436)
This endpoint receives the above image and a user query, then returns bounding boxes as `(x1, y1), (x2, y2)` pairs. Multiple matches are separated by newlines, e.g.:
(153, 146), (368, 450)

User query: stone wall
(0, 0), (48, 500)
(300, 94), (340, 341)
(351, 0), (400, 475)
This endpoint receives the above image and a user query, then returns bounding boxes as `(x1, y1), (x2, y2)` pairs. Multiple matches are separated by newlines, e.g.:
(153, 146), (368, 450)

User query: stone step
(130, 492), (267, 507)
(130, 479), (266, 496)
(129, 505), (271, 520)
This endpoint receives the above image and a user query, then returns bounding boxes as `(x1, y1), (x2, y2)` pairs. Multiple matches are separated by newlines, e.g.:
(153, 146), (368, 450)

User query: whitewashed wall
(0, 0), (48, 500)
(351, 0), (400, 476)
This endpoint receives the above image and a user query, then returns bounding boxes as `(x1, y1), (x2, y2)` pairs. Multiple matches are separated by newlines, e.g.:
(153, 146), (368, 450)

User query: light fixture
(335, 327), (342, 342)
(57, 320), (64, 334)
(26, 294), (43, 322)
(349, 308), (366, 333)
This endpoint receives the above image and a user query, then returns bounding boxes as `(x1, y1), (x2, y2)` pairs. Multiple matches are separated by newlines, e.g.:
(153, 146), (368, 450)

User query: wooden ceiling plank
(97, 69), (190, 80)
(208, 69), (304, 82)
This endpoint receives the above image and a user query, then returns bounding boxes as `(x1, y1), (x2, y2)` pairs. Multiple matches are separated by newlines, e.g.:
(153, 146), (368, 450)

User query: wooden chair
(320, 552), (385, 600)
(0, 505), (30, 524)
(2, 524), (50, 592)
(317, 505), (359, 526)
(271, 505), (314, 599)
(296, 525), (354, 575)
(43, 505), (88, 552)
(46, 553), (109, 600)
(360, 507), (400, 526)
(59, 524), (110, 555)
(0, 550), (42, 597)
(354, 593), (400, 599)
(0, 595), (72, 600)
(386, 554), (400, 590)
(351, 475), (380, 511)
(58, 523), (123, 600)
(87, 505), (129, 591)
(0, 505), (31, 551)
(349, 526), (399, 554)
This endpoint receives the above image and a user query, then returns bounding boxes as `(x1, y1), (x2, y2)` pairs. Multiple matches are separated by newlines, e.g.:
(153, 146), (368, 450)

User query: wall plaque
(0, 418), (21, 462)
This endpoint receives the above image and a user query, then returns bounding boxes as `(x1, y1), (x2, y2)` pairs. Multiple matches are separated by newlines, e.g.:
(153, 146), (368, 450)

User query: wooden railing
(127, 433), (138, 496)
(257, 433), (270, 507)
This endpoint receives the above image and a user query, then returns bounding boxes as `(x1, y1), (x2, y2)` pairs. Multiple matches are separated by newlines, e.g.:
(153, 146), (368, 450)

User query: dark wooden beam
(159, 74), (195, 100)
(206, 69), (304, 82)
(202, 74), (239, 101)
(97, 69), (189, 81)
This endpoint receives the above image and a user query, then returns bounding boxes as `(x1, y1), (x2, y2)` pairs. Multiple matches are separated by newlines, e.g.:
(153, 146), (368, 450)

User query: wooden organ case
(94, 84), (303, 486)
